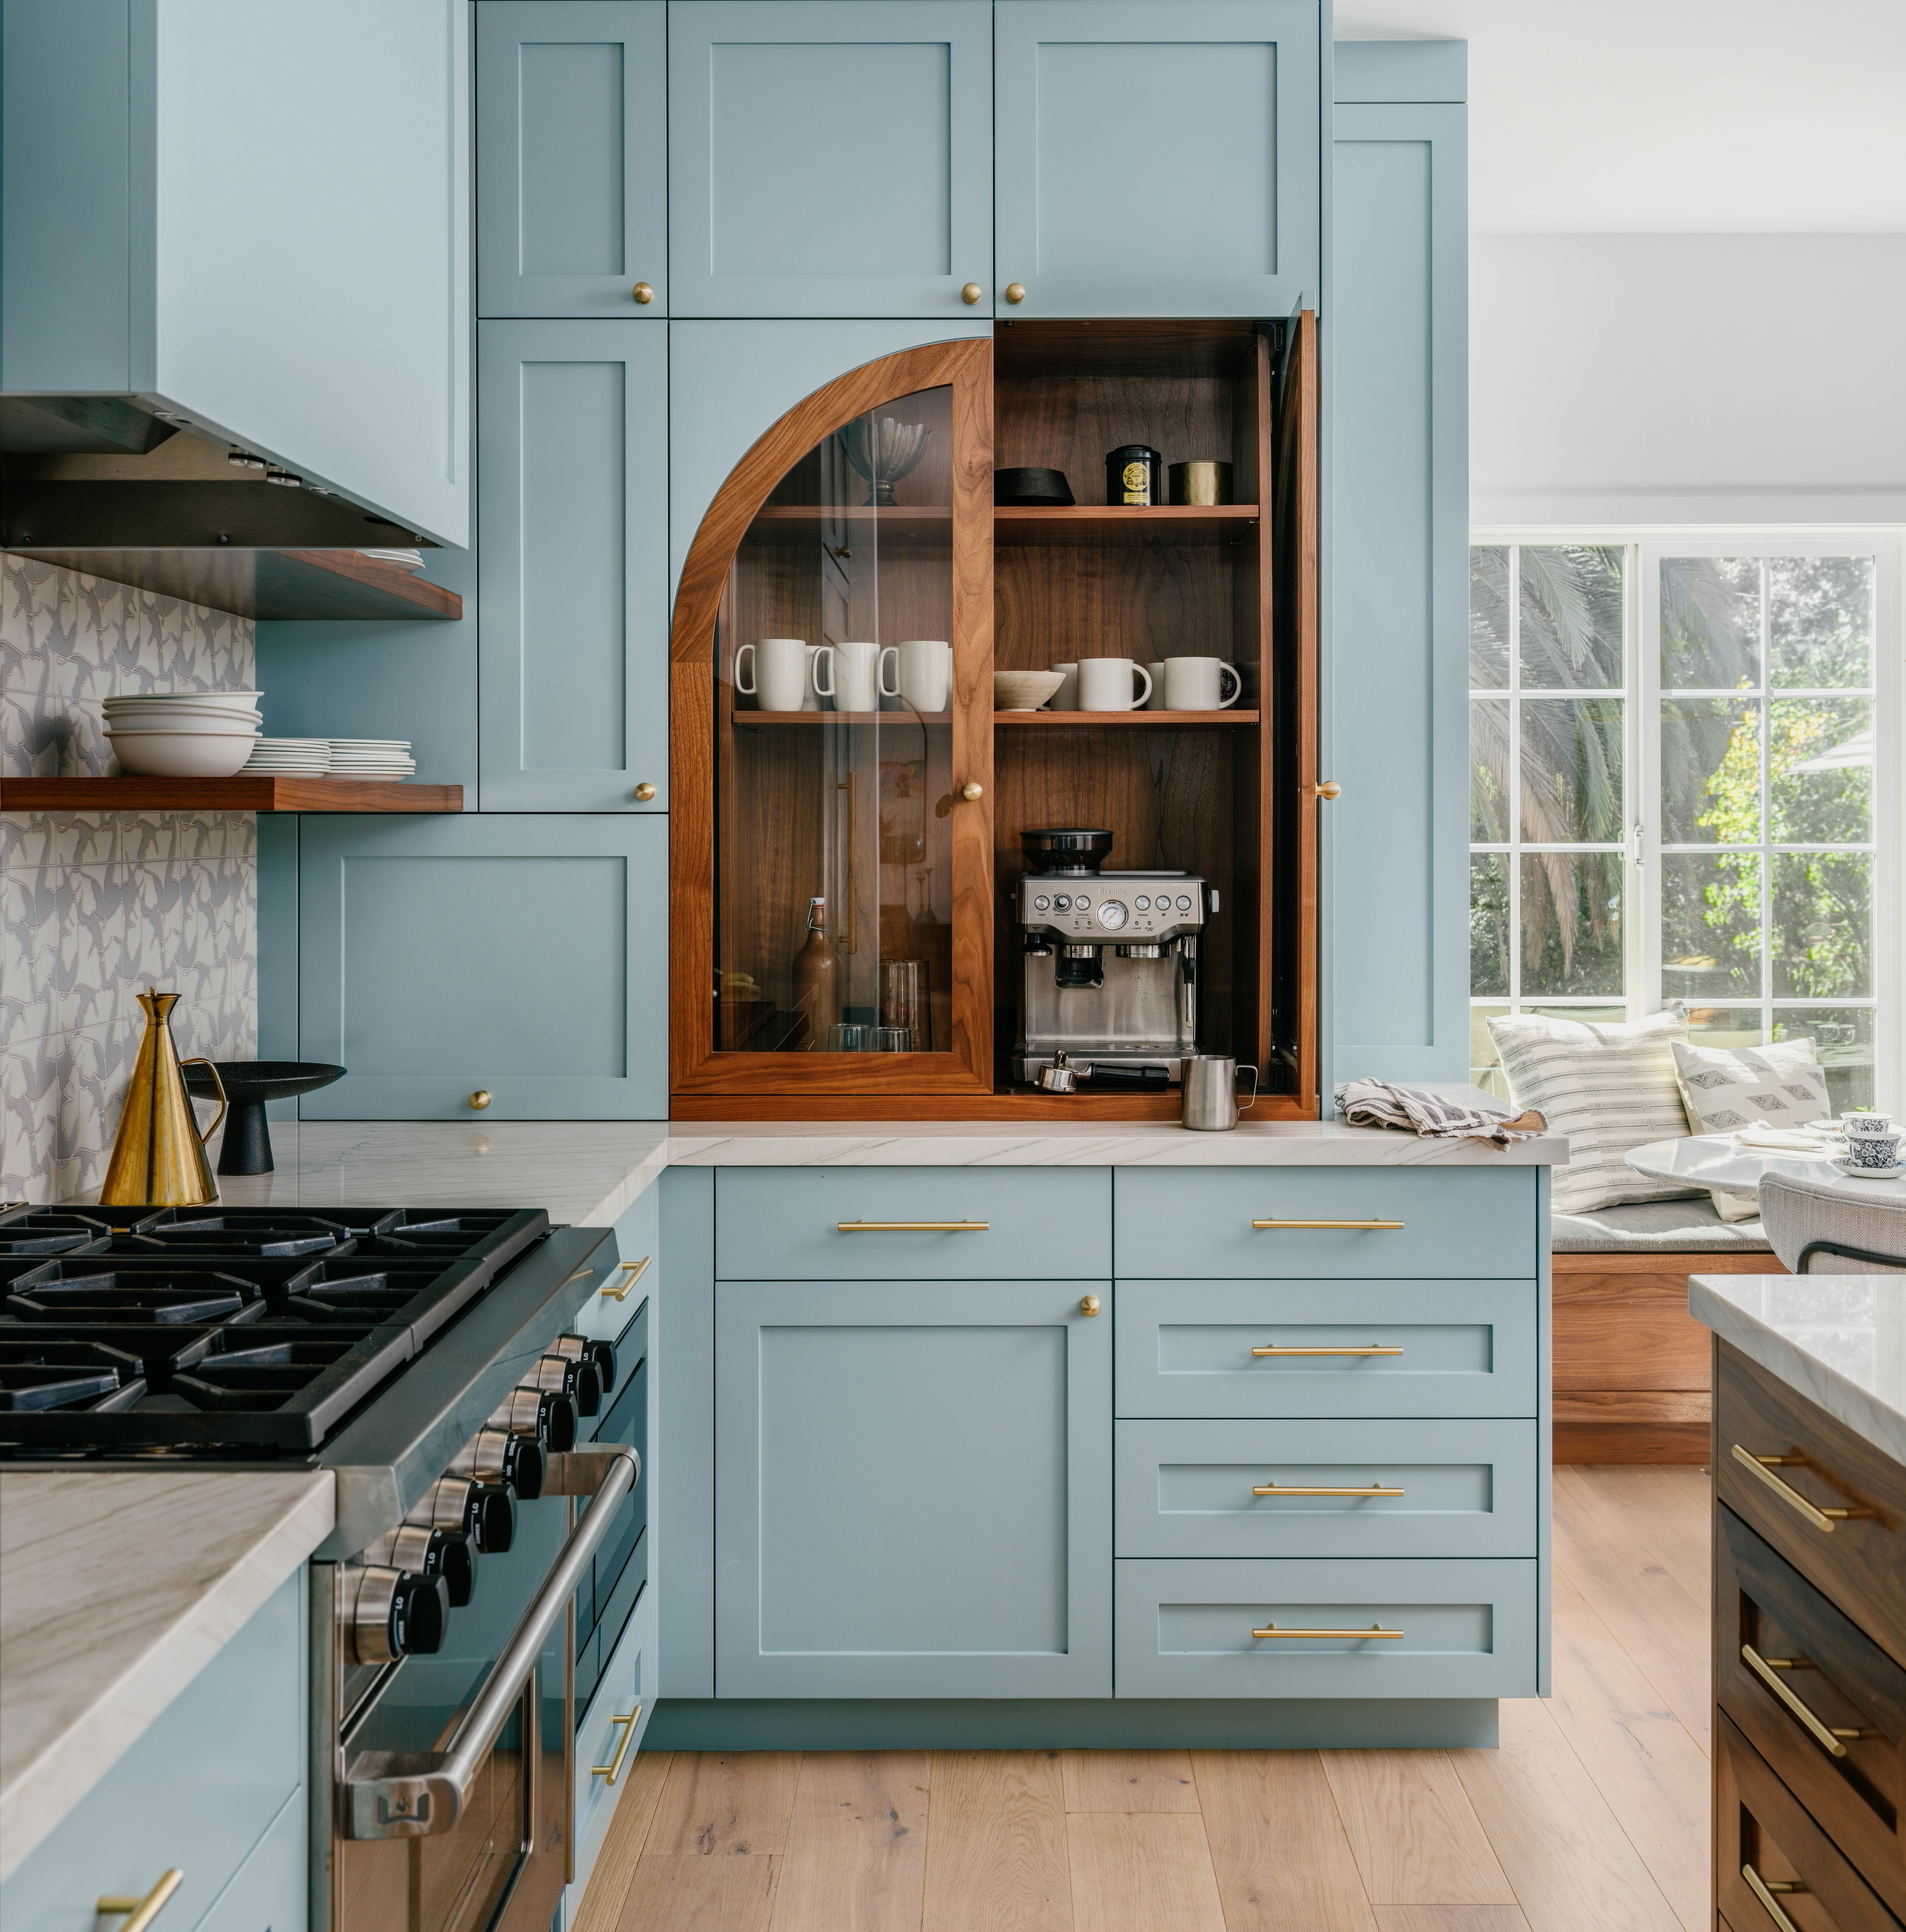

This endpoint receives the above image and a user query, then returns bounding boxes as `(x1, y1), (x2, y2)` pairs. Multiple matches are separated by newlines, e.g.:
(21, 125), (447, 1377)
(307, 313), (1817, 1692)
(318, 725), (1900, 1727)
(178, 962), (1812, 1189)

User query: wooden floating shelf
(746, 505), (950, 546)
(732, 710), (951, 727)
(0, 777), (463, 813)
(995, 709), (1260, 726)
(994, 504), (1259, 545)
(1, 547), (462, 622)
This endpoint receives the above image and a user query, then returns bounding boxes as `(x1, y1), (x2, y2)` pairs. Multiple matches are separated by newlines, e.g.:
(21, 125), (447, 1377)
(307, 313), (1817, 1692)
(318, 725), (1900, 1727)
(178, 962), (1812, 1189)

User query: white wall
(1471, 233), (1906, 527)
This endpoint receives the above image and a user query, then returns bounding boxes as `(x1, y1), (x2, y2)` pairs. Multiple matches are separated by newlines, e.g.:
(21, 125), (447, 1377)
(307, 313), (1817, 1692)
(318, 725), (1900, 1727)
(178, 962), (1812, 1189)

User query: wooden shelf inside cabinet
(995, 709), (1260, 727)
(744, 504), (952, 546)
(731, 710), (952, 728)
(993, 504), (1259, 545)
(0, 777), (463, 813)
(0, 548), (462, 622)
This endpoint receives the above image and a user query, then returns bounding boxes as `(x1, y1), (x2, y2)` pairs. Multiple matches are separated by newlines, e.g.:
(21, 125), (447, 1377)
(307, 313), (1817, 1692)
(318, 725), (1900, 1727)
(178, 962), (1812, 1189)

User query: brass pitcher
(98, 991), (228, 1206)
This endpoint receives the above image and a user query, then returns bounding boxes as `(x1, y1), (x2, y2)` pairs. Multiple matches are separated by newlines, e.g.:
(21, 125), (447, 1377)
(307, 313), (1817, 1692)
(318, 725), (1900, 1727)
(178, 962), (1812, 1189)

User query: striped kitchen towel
(1336, 1079), (1548, 1148)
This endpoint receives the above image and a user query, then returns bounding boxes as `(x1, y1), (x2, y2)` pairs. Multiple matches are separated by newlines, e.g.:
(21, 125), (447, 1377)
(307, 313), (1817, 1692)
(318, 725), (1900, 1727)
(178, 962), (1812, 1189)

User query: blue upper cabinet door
(1328, 59), (1468, 1088)
(298, 815), (667, 1119)
(478, 321), (668, 810)
(993, 0), (1322, 318)
(477, 2), (669, 318)
(669, 1), (994, 318)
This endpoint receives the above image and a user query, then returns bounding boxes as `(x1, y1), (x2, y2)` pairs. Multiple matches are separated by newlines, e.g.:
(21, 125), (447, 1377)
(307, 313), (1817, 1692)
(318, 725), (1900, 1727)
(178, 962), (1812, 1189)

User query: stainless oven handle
(341, 1445), (639, 1841)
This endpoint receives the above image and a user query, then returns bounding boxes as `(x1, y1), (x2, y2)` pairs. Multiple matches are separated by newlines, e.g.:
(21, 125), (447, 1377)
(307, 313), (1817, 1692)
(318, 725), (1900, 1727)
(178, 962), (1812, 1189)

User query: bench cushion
(1553, 1198), (1771, 1253)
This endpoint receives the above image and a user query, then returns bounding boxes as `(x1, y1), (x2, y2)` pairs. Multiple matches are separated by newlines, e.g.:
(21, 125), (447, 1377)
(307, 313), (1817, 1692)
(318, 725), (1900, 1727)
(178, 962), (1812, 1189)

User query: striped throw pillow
(1486, 1011), (1698, 1213)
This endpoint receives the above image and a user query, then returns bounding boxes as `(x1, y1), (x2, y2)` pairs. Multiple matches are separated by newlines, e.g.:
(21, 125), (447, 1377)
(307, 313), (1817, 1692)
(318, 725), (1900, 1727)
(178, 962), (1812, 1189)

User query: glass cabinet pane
(714, 386), (955, 1055)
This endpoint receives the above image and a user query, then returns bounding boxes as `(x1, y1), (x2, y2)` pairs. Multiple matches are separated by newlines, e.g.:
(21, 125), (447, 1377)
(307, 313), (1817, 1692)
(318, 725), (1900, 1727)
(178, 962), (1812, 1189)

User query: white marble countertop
(0, 1468), (334, 1882)
(1690, 1273), (1906, 1468)
(1631, 1133), (1903, 1202)
(207, 1112), (1566, 1225)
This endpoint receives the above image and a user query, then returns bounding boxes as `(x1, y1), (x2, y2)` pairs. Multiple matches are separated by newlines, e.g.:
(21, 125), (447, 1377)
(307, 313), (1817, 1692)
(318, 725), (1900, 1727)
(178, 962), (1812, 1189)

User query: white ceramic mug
(1162, 657), (1241, 711)
(1077, 656), (1153, 712)
(814, 639), (899, 714)
(1145, 662), (1169, 711)
(735, 636), (809, 712)
(894, 639), (952, 713)
(1051, 662), (1079, 711)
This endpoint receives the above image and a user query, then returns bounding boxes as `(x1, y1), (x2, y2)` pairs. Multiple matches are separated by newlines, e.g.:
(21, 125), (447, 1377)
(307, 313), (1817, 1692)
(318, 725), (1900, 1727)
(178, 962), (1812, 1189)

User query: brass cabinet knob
(631, 281), (655, 305)
(961, 281), (984, 304)
(1004, 282), (1026, 304)
(1314, 780), (1341, 800)
(961, 780), (984, 801)
(633, 782), (656, 802)
(1079, 1294), (1100, 1316)
(469, 1091), (492, 1111)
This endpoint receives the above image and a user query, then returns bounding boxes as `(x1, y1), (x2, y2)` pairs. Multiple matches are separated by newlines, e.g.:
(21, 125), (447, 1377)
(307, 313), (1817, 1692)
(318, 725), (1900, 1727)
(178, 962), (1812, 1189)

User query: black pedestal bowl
(182, 1061), (347, 1175)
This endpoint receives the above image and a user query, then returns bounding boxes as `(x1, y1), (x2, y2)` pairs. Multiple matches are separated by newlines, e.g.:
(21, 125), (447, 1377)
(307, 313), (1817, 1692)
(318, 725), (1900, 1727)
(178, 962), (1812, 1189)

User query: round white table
(1625, 1135), (1906, 1205)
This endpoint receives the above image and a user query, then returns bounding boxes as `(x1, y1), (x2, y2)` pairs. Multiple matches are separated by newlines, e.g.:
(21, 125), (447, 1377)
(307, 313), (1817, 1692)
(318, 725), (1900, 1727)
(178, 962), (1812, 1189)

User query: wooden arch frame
(668, 339), (996, 1100)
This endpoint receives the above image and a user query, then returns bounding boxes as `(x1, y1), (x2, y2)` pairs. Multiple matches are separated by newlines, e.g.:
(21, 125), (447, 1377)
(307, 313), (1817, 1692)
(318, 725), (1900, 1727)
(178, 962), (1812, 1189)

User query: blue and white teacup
(1843, 1126), (1902, 1171)
(1843, 1110), (1893, 1137)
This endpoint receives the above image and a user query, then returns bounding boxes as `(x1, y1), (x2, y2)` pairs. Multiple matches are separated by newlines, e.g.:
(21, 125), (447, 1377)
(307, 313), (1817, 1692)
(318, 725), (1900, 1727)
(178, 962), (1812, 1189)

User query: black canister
(1104, 443), (1163, 507)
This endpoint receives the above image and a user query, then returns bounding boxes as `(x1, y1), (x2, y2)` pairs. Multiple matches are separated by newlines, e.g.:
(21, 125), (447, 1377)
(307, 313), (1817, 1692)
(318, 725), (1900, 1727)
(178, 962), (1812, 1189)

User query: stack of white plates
(357, 548), (426, 575)
(327, 738), (416, 779)
(101, 691), (262, 778)
(241, 738), (333, 774)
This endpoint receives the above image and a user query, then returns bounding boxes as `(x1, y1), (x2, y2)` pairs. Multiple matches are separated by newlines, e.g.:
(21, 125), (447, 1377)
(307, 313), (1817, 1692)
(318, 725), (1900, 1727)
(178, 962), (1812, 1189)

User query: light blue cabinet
(715, 1275), (1112, 1697)
(1327, 44), (1469, 1087)
(993, 0), (1321, 317)
(669, 1), (995, 317)
(0, 1568), (306, 1932)
(1, 0), (470, 545)
(478, 322), (669, 811)
(297, 815), (667, 1118)
(477, 2), (669, 318)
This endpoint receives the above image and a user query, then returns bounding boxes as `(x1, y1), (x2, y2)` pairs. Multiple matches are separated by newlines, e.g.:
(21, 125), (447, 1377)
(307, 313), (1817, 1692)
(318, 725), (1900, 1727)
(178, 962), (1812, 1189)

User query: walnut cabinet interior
(669, 319), (1319, 1119)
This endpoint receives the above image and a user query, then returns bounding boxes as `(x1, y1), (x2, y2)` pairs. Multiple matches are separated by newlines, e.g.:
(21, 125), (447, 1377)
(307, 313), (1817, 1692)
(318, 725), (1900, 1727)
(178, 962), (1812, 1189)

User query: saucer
(1833, 1158), (1906, 1179)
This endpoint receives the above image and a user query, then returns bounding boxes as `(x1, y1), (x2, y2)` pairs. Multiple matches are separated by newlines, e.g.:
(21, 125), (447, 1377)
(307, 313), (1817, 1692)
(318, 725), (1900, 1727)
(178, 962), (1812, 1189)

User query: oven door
(332, 1449), (638, 1932)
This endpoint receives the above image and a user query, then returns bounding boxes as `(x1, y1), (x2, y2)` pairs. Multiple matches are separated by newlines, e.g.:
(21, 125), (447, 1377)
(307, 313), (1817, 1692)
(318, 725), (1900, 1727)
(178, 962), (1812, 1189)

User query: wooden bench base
(1552, 1248), (1785, 1463)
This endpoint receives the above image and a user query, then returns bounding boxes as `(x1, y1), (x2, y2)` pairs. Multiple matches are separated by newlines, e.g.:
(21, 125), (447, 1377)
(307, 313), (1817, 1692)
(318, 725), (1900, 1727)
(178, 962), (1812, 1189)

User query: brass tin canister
(1167, 460), (1233, 506)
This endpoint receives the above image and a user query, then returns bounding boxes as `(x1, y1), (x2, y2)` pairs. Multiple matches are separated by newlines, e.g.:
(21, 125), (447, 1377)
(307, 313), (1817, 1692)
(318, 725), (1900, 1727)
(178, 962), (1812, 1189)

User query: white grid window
(1469, 534), (1900, 1114)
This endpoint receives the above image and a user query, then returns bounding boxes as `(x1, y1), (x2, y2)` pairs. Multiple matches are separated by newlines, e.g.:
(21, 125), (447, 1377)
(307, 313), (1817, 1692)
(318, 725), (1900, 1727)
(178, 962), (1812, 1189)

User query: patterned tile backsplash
(1, 556), (257, 1201)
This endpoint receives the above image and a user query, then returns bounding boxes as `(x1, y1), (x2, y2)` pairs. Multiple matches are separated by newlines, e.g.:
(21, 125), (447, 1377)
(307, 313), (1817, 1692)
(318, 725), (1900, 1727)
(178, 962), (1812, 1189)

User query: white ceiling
(1334, 0), (1906, 232)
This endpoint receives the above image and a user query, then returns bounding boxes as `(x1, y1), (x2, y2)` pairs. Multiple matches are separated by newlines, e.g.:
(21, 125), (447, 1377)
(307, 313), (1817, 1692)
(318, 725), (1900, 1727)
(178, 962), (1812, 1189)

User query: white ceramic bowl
(102, 705), (263, 729)
(993, 670), (1067, 710)
(107, 730), (258, 777)
(104, 689), (261, 704)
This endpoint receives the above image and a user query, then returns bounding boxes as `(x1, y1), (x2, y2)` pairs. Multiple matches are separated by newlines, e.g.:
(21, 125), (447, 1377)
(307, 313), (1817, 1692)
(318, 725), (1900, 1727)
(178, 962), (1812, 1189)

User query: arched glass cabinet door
(670, 340), (994, 1098)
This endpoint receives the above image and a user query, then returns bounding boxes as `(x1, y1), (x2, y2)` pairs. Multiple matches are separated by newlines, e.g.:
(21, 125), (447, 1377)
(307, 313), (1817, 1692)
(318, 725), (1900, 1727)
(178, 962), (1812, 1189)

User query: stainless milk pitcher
(1181, 1054), (1259, 1131)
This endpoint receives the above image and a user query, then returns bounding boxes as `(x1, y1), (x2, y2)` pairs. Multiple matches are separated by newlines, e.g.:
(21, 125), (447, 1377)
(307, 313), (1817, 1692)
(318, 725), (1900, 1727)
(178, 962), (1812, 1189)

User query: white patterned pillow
(1671, 1036), (1829, 1221)
(1486, 1011), (1698, 1214)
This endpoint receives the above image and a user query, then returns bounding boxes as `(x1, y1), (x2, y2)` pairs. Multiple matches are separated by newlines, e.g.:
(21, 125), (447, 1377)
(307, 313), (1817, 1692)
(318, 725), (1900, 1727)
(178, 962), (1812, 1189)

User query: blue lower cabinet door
(716, 1278), (1112, 1697)
(573, 1591), (656, 1886)
(194, 1789), (307, 1932)
(1114, 1419), (1539, 1559)
(669, 1), (994, 317)
(1115, 1280), (1538, 1420)
(478, 321), (668, 810)
(1114, 1558), (1539, 1698)
(993, 0), (1320, 318)
(297, 815), (666, 1118)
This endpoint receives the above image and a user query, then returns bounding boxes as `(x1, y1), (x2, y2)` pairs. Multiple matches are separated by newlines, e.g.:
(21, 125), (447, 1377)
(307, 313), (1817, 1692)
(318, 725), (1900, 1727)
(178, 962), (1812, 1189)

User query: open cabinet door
(670, 339), (995, 1100)
(1271, 309), (1322, 1114)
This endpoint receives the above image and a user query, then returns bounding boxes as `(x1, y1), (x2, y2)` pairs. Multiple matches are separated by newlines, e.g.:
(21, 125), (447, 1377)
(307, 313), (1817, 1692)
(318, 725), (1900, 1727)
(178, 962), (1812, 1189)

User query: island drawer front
(1115, 1419), (1539, 1559)
(574, 1585), (658, 1876)
(1718, 1710), (1903, 1932)
(1717, 1503), (1906, 1918)
(1115, 1280), (1538, 1419)
(1112, 1168), (1539, 1280)
(1113, 1557), (1538, 1699)
(715, 1168), (1109, 1279)
(1717, 1341), (1906, 1669)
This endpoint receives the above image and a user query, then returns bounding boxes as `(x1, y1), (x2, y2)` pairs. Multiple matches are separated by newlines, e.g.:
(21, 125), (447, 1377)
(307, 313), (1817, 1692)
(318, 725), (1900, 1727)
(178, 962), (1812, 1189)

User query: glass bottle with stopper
(791, 895), (840, 1047)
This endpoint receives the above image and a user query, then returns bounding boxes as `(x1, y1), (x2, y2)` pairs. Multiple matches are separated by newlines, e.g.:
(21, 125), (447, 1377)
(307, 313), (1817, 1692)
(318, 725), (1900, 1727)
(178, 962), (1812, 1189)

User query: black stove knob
(391, 1572), (449, 1656)
(528, 1352), (602, 1418)
(490, 1383), (577, 1449)
(364, 1522), (476, 1609)
(434, 1531), (476, 1607)
(506, 1436), (546, 1501)
(553, 1332), (617, 1397)
(452, 1425), (546, 1501)
(469, 1482), (516, 1554)
(542, 1391), (577, 1452)
(344, 1565), (450, 1664)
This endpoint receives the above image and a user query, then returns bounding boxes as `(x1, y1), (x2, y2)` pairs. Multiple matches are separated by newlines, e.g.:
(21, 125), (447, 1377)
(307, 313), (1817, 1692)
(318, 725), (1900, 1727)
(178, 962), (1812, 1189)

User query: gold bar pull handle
(1741, 1864), (1806, 1932)
(97, 1871), (184, 1932)
(1741, 1647), (1865, 1756)
(1731, 1444), (1871, 1531)
(1253, 1481), (1404, 1498)
(1251, 1217), (1404, 1230)
(1249, 1622), (1404, 1640)
(1251, 1344), (1402, 1358)
(590, 1707), (642, 1784)
(835, 1220), (989, 1233)
(601, 1256), (652, 1302)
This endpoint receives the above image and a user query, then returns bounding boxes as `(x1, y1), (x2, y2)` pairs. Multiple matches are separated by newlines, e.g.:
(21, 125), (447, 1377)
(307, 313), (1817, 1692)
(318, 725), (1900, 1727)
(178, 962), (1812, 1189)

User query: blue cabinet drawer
(1113, 1168), (1538, 1279)
(572, 1185), (658, 1353)
(1115, 1280), (1538, 1419)
(1114, 1419), (1539, 1559)
(573, 1587), (657, 1883)
(195, 1788), (306, 1932)
(1114, 1558), (1539, 1700)
(715, 1168), (1109, 1280)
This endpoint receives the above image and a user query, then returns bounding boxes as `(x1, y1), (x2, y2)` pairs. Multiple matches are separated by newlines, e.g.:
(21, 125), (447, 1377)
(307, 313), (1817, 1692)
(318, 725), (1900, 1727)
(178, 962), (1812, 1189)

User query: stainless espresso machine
(1012, 828), (1211, 1088)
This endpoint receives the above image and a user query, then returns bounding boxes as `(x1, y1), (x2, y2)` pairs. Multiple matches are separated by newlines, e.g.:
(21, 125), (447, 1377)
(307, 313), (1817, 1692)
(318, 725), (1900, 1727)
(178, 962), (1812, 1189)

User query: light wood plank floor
(576, 1466), (1710, 1932)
